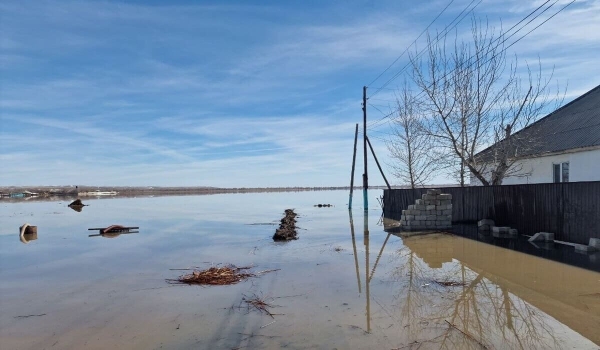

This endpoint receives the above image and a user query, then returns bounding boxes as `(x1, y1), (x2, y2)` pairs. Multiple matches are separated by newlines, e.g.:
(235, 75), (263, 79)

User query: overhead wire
(363, 0), (574, 133)
(366, 0), (456, 88)
(369, 0), (482, 99)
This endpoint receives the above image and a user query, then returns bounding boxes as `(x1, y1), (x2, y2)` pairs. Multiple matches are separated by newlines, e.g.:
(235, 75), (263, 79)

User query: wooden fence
(383, 181), (600, 245)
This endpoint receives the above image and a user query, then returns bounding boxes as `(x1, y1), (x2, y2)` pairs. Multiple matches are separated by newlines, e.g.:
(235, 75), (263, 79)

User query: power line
(369, 0), (482, 99)
(366, 0), (456, 87)
(363, 0), (574, 131)
(370, 0), (557, 99)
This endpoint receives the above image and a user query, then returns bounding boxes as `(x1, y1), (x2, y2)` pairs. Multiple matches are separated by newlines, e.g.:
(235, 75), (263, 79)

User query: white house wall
(470, 148), (600, 185)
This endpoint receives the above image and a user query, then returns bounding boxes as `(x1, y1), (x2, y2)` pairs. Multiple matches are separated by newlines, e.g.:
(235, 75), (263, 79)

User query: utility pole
(362, 86), (368, 211)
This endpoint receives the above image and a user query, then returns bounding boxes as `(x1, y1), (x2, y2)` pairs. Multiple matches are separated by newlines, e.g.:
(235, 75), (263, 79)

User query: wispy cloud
(1, 0), (597, 187)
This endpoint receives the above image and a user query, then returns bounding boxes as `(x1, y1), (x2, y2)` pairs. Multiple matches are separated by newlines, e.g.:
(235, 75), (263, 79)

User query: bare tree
(386, 84), (441, 188)
(410, 19), (558, 186)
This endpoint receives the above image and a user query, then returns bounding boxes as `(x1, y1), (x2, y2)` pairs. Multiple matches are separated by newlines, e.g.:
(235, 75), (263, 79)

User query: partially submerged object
(273, 209), (298, 241)
(88, 225), (139, 238)
(19, 223), (38, 244)
(68, 199), (87, 212)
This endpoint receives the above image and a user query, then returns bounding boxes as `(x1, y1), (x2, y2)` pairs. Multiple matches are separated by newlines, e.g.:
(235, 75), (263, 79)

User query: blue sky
(1, 0), (598, 187)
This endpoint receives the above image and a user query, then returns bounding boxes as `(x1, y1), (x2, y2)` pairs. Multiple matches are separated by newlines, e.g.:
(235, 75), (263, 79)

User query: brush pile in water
(273, 209), (298, 241)
(168, 265), (255, 286)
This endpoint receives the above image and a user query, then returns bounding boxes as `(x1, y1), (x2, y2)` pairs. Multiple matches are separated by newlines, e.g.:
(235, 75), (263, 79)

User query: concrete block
(590, 238), (600, 249)
(478, 225), (491, 231)
(405, 215), (414, 220)
(426, 215), (437, 220)
(436, 210), (443, 215)
(427, 189), (441, 195)
(442, 210), (452, 215)
(426, 220), (435, 226)
(424, 200), (435, 205)
(528, 232), (554, 242)
(416, 216), (427, 221)
(509, 229), (518, 235)
(415, 205), (426, 211)
(415, 199), (425, 205)
(574, 244), (598, 253)
(426, 205), (436, 210)
(478, 219), (494, 227)
(439, 200), (452, 206)
(438, 194), (452, 200)
(408, 205), (415, 210)
(492, 226), (510, 234)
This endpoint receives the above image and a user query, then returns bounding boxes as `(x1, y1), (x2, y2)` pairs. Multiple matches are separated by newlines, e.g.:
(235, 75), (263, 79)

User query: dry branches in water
(167, 265), (278, 286)
(242, 294), (282, 318)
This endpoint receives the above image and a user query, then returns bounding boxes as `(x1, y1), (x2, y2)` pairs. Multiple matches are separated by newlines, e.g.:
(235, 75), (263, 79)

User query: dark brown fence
(383, 182), (600, 245)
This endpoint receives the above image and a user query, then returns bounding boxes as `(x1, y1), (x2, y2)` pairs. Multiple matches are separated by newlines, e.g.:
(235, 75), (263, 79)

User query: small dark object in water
(68, 199), (85, 207)
(273, 209), (298, 241)
(314, 204), (332, 207)
(434, 280), (465, 287)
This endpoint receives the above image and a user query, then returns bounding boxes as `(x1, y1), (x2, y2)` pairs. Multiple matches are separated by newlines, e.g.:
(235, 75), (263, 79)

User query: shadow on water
(448, 223), (600, 272)
(361, 216), (600, 348)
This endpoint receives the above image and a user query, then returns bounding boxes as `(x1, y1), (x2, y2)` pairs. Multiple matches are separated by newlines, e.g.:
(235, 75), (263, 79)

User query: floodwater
(0, 191), (599, 350)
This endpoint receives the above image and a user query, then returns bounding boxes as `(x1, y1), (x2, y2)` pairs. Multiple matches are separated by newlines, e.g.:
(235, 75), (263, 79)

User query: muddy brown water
(1, 191), (599, 349)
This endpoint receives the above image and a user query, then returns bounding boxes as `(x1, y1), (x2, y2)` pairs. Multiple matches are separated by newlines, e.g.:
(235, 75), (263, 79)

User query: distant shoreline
(0, 185), (393, 203)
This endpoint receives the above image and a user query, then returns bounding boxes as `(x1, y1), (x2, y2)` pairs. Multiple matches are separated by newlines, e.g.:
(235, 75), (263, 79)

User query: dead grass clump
(168, 265), (255, 286)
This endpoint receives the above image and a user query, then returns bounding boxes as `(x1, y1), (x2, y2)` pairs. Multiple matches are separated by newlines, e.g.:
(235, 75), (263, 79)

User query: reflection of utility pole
(364, 210), (371, 333)
(369, 232), (391, 283)
(349, 210), (361, 293)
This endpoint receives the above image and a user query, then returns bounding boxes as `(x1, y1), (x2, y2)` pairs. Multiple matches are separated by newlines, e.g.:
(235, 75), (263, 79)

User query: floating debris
(167, 265), (278, 286)
(88, 225), (139, 238)
(273, 209), (298, 241)
(314, 204), (333, 207)
(68, 199), (85, 206)
(19, 223), (38, 244)
(242, 294), (279, 318)
(68, 199), (87, 212)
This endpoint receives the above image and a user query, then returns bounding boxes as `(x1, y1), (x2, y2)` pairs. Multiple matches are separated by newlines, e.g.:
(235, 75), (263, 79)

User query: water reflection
(350, 210), (392, 335)
(88, 231), (138, 239)
(68, 205), (84, 212)
(392, 234), (600, 348)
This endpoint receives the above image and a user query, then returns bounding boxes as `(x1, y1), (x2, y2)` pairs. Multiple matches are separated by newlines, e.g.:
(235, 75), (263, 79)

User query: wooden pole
(362, 86), (368, 210)
(364, 210), (371, 332)
(349, 123), (359, 210)
(366, 136), (391, 190)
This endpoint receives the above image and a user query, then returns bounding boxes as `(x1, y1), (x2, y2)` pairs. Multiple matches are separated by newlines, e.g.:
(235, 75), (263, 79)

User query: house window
(562, 162), (569, 182)
(553, 164), (561, 183)
(553, 162), (569, 183)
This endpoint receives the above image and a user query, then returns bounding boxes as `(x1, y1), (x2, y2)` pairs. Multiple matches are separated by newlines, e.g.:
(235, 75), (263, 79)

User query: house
(471, 84), (600, 185)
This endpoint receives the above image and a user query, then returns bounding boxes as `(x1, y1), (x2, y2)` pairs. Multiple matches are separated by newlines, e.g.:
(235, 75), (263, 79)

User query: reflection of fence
(383, 181), (600, 244)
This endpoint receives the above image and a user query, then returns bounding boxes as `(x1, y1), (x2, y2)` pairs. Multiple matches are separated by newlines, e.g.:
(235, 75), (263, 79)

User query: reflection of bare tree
(387, 237), (563, 349)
